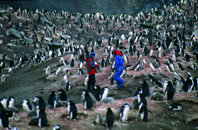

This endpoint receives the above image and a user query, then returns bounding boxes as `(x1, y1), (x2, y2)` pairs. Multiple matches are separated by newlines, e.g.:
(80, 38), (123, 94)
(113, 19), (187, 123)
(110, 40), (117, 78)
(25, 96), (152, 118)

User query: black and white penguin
(0, 98), (8, 109)
(134, 80), (150, 97)
(66, 81), (72, 91)
(169, 103), (182, 111)
(119, 103), (131, 121)
(132, 62), (143, 71)
(70, 59), (75, 67)
(101, 58), (107, 67)
(77, 68), (84, 75)
(84, 75), (89, 86)
(139, 100), (148, 122)
(57, 89), (68, 106)
(33, 96), (46, 112)
(53, 124), (61, 130)
(48, 91), (58, 109)
(183, 72), (194, 92)
(81, 90), (93, 110)
(93, 85), (101, 101)
(193, 77), (198, 91)
(164, 81), (175, 100)
(56, 67), (61, 76)
(99, 86), (109, 101)
(7, 96), (15, 108)
(0, 110), (11, 128)
(22, 99), (32, 112)
(67, 101), (77, 120)
(29, 106), (48, 127)
(45, 66), (50, 75)
(106, 107), (114, 129)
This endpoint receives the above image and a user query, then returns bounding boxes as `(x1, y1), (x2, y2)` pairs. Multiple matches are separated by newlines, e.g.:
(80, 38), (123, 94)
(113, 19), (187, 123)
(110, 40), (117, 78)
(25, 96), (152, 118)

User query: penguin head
(53, 124), (61, 130)
(123, 103), (131, 110)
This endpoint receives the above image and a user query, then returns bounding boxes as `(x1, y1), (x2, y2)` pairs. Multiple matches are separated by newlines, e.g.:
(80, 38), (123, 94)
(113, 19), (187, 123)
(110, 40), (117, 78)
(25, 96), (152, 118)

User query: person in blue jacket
(112, 50), (124, 89)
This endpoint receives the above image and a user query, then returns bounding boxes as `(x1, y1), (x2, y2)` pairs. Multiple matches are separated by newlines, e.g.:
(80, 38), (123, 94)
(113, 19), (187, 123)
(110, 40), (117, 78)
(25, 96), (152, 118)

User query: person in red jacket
(85, 52), (98, 92)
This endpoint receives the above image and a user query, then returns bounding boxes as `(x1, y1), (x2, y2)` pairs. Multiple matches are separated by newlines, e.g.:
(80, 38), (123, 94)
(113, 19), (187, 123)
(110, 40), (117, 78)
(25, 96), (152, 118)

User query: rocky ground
(0, 0), (198, 130)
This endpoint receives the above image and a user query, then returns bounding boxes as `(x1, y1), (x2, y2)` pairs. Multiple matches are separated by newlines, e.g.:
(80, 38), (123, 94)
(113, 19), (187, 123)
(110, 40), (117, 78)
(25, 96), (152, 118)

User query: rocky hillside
(1, 0), (179, 14)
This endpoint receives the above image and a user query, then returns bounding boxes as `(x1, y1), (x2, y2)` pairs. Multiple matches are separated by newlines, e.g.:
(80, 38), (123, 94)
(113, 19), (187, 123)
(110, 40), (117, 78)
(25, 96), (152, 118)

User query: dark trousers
(87, 74), (96, 92)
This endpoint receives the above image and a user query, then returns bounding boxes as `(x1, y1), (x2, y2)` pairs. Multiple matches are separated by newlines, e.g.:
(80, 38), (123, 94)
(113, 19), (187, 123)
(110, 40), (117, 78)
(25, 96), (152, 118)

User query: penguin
(78, 62), (83, 69)
(70, 59), (75, 67)
(0, 98), (7, 109)
(193, 77), (198, 91)
(59, 57), (68, 66)
(119, 103), (131, 121)
(81, 90), (93, 110)
(169, 103), (182, 111)
(63, 74), (68, 84)
(7, 96), (15, 108)
(29, 106), (48, 127)
(84, 75), (89, 86)
(106, 107), (114, 129)
(1, 74), (6, 84)
(0, 110), (11, 128)
(183, 72), (194, 92)
(139, 100), (148, 122)
(99, 86), (109, 101)
(56, 67), (61, 75)
(57, 89), (68, 106)
(22, 99), (32, 112)
(77, 68), (84, 75)
(45, 66), (50, 75)
(66, 81), (72, 91)
(53, 124), (61, 130)
(132, 62), (143, 71)
(164, 81), (175, 100)
(32, 96), (46, 112)
(134, 80), (150, 97)
(67, 101), (77, 120)
(48, 91), (58, 109)
(101, 58), (107, 67)
(93, 85), (101, 101)
(123, 54), (129, 64)
(178, 63), (184, 71)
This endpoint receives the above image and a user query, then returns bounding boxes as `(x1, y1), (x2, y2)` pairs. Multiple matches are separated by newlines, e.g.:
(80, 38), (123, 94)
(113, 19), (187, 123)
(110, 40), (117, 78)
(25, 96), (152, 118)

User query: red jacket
(116, 51), (122, 56)
(85, 56), (98, 75)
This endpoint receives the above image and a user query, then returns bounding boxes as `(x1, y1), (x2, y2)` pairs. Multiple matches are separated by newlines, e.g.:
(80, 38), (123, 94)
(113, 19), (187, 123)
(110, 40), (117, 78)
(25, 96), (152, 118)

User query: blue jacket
(114, 55), (123, 71)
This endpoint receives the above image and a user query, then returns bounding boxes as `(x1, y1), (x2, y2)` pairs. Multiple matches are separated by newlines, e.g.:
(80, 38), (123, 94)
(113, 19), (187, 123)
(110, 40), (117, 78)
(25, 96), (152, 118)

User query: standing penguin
(106, 107), (114, 129)
(22, 99), (32, 112)
(29, 106), (48, 127)
(70, 59), (75, 67)
(99, 86), (109, 101)
(48, 91), (58, 109)
(183, 72), (194, 92)
(139, 100), (148, 122)
(7, 96), (17, 109)
(164, 81), (175, 100)
(66, 81), (72, 91)
(67, 101), (77, 120)
(0, 98), (8, 109)
(33, 96), (46, 112)
(119, 103), (131, 121)
(93, 85), (101, 101)
(57, 89), (68, 106)
(81, 90), (93, 110)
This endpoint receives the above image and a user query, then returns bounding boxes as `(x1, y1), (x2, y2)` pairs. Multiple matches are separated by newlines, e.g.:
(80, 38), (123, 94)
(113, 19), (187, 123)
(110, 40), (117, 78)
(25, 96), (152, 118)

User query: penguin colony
(0, 0), (198, 129)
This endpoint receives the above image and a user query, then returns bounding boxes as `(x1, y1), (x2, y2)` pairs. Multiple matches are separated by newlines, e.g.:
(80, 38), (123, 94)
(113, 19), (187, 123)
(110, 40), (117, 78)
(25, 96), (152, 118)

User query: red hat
(112, 50), (117, 53)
